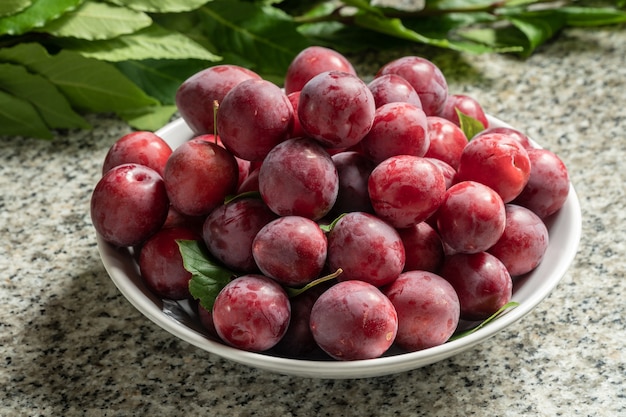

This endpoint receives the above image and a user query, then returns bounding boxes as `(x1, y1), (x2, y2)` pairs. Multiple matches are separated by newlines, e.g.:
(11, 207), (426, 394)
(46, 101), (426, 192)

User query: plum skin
(398, 221), (445, 273)
(272, 282), (331, 358)
(367, 73), (423, 109)
(217, 78), (294, 162)
(360, 102), (430, 165)
(512, 148), (570, 219)
(298, 71), (376, 149)
(439, 94), (489, 130)
(368, 155), (446, 229)
(163, 138), (239, 217)
(456, 132), (531, 203)
(424, 116), (468, 170)
(258, 137), (339, 221)
(309, 280), (398, 360)
(330, 151), (376, 216)
(102, 131), (172, 177)
(91, 163), (169, 247)
(383, 270), (460, 351)
(284, 46), (356, 95)
(436, 181), (506, 254)
(202, 198), (277, 273)
(175, 64), (261, 135)
(212, 274), (291, 352)
(138, 226), (200, 300)
(252, 216), (328, 287)
(440, 251), (513, 321)
(327, 212), (405, 287)
(376, 56), (449, 116)
(488, 204), (549, 276)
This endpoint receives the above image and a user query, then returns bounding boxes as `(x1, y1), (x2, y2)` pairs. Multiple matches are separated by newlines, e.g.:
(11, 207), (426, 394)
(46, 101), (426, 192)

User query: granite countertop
(1, 26), (625, 416)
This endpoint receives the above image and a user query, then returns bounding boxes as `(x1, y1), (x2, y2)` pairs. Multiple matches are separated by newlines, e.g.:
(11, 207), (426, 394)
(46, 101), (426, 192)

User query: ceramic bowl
(96, 115), (582, 379)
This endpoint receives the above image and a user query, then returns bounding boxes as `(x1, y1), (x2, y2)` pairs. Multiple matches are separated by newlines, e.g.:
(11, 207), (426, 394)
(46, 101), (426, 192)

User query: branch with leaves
(1, 0), (624, 140)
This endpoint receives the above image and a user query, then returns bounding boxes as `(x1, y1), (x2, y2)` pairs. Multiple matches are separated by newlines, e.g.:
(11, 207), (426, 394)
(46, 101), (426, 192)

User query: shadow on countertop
(7, 251), (522, 417)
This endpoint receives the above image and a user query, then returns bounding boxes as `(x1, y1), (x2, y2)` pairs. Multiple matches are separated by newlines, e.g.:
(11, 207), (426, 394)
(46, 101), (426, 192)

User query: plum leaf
(448, 301), (520, 341)
(195, 0), (310, 82)
(0, 90), (52, 139)
(0, 0), (82, 36)
(114, 58), (209, 105)
(0, 43), (158, 112)
(60, 24), (221, 62)
(508, 13), (566, 57)
(177, 239), (235, 311)
(0, 0), (32, 18)
(37, 1), (152, 40)
(106, 0), (212, 13)
(457, 109), (485, 140)
(353, 10), (516, 54)
(558, 6), (626, 27)
(0, 62), (90, 130)
(116, 104), (178, 131)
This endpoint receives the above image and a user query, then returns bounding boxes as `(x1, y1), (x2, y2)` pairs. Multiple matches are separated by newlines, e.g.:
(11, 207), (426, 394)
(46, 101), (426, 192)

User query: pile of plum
(91, 46), (570, 361)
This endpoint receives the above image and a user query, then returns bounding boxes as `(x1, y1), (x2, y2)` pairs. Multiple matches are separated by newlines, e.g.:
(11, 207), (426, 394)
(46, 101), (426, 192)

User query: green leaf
(0, 0), (32, 18)
(446, 38), (523, 54)
(177, 239), (235, 311)
(508, 13), (566, 56)
(276, 0), (322, 16)
(0, 63), (90, 130)
(457, 108), (485, 140)
(117, 104), (178, 131)
(0, 0), (83, 36)
(62, 24), (221, 62)
(458, 24), (527, 51)
(0, 43), (158, 112)
(448, 301), (519, 341)
(404, 11), (496, 35)
(423, 0), (495, 11)
(38, 1), (152, 40)
(351, 10), (514, 53)
(499, 0), (540, 6)
(115, 59), (209, 105)
(298, 21), (407, 53)
(342, 0), (385, 15)
(291, 0), (336, 20)
(152, 10), (219, 53)
(401, 12), (524, 53)
(558, 7), (626, 27)
(106, 0), (212, 13)
(0, 89), (52, 139)
(196, 0), (310, 82)
(353, 11), (451, 48)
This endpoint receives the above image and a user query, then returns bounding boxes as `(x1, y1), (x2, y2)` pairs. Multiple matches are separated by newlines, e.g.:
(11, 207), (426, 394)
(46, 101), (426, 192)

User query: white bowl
(96, 115), (582, 379)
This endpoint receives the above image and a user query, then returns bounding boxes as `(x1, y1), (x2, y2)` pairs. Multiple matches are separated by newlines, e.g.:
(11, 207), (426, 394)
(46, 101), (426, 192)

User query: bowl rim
(96, 115), (582, 379)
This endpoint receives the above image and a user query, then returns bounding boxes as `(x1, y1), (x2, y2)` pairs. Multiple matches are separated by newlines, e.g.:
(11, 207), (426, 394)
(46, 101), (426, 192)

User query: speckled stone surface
(1, 27), (625, 416)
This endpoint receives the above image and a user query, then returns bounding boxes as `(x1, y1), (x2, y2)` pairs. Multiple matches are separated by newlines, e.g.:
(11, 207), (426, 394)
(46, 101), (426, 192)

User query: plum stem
(286, 268), (343, 298)
(213, 100), (219, 139)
